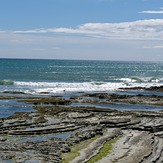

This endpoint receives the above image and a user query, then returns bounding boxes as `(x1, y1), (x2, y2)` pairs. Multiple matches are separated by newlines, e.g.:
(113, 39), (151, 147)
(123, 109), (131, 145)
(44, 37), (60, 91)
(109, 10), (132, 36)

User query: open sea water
(1, 58), (163, 95)
(1, 58), (163, 117)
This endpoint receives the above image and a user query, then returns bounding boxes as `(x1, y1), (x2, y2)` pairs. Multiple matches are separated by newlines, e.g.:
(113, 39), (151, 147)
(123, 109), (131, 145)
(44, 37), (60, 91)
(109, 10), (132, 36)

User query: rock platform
(0, 88), (163, 162)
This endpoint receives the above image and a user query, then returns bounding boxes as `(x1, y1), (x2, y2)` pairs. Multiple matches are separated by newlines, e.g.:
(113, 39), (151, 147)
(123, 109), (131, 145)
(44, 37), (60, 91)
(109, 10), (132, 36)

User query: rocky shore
(0, 87), (163, 163)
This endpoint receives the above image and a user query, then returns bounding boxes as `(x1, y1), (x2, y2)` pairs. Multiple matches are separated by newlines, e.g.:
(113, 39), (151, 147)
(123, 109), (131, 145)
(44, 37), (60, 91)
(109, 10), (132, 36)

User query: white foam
(120, 78), (137, 83)
(120, 77), (162, 83)
(12, 81), (163, 94)
(14, 81), (125, 94)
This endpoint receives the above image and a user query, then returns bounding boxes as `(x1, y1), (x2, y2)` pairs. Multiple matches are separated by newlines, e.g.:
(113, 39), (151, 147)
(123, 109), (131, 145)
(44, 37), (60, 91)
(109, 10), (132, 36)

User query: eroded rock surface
(0, 92), (163, 162)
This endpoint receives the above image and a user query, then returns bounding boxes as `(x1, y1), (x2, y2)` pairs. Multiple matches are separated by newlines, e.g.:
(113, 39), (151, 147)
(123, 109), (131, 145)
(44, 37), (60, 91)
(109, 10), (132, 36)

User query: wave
(0, 80), (14, 85)
(15, 81), (125, 88)
(120, 77), (161, 83)
(13, 81), (126, 94)
(1, 79), (163, 95)
(15, 81), (163, 94)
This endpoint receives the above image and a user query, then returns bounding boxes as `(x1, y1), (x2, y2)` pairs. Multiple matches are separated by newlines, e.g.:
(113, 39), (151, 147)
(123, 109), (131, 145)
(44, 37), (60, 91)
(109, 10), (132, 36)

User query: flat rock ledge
(0, 93), (163, 163)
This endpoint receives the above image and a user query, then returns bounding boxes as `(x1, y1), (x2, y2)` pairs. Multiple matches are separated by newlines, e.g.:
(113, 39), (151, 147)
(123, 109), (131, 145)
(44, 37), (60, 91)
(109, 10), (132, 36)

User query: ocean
(1, 58), (163, 118)
(1, 58), (163, 95)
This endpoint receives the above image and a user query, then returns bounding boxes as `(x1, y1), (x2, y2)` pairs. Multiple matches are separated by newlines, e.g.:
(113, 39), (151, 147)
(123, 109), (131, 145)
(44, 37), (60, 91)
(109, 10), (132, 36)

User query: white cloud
(139, 11), (163, 14)
(139, 7), (163, 14)
(14, 19), (163, 40)
(1, 22), (163, 61)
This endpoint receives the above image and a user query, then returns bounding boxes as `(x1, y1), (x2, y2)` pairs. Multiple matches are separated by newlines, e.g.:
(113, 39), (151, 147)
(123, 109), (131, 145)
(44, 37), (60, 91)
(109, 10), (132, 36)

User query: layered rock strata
(0, 91), (163, 162)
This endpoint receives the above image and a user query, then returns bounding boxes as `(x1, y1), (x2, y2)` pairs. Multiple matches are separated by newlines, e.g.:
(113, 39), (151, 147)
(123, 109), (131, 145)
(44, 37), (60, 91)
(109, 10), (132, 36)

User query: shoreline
(0, 86), (163, 162)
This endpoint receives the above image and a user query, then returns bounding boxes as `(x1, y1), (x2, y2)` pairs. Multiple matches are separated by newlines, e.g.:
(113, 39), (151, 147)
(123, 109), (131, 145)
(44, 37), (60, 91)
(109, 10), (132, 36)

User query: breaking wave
(14, 81), (126, 94)
(120, 77), (161, 83)
(0, 77), (163, 95)
(12, 80), (163, 94)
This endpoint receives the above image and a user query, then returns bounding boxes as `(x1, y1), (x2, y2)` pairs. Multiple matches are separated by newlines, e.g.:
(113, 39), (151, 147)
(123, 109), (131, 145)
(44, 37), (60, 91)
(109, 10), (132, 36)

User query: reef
(0, 88), (163, 163)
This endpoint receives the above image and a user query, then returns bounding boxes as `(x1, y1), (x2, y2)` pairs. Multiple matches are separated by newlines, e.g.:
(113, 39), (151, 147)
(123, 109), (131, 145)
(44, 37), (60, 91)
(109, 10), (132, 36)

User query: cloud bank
(14, 19), (163, 40)
(1, 19), (163, 61)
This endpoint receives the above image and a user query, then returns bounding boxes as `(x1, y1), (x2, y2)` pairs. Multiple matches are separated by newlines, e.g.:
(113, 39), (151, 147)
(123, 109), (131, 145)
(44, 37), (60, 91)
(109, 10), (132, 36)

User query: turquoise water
(1, 59), (163, 94)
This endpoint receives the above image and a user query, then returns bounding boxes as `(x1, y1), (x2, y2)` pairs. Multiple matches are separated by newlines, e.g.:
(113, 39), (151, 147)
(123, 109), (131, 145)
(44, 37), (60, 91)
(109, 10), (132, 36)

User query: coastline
(0, 86), (163, 162)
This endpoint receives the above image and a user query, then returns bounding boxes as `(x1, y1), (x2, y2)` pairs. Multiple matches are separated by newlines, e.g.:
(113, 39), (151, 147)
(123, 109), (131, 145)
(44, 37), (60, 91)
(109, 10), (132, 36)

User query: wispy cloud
(14, 19), (163, 40)
(139, 7), (163, 14)
(139, 11), (163, 14)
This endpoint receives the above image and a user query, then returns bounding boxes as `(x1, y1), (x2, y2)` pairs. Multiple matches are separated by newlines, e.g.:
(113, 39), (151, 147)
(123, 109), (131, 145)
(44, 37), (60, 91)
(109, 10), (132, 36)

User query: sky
(0, 0), (163, 61)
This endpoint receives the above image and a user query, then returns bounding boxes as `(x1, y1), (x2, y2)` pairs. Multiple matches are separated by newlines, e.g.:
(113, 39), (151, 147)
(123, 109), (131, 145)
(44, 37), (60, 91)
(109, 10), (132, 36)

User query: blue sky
(0, 0), (163, 61)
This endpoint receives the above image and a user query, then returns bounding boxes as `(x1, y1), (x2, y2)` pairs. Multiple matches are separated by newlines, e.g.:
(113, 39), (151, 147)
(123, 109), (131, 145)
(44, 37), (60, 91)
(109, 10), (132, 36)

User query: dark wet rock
(19, 97), (72, 106)
(120, 85), (163, 92)
(38, 92), (50, 94)
(3, 91), (26, 94)
(146, 85), (163, 92)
